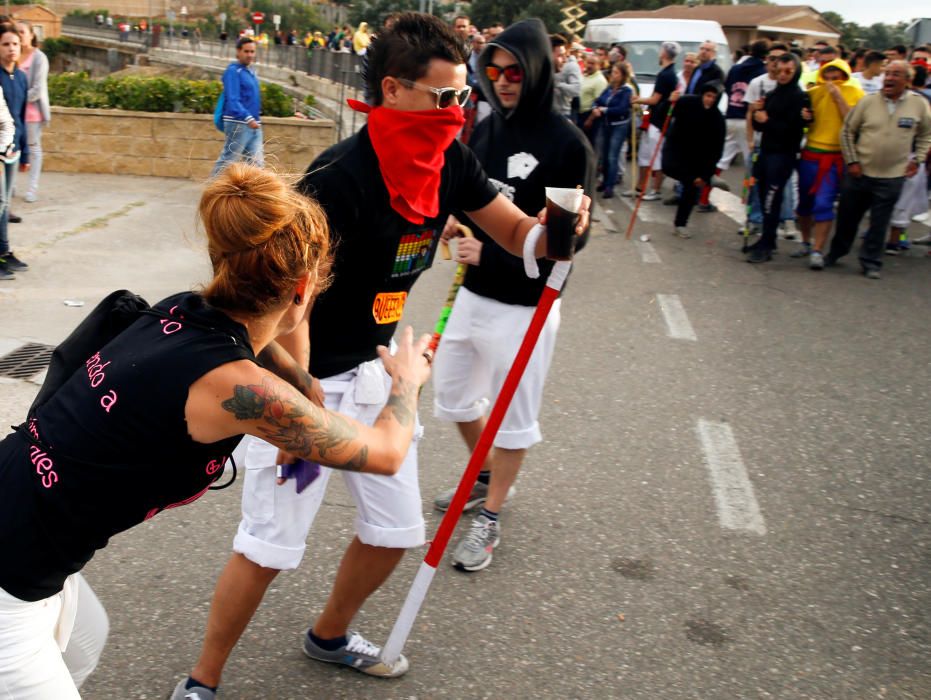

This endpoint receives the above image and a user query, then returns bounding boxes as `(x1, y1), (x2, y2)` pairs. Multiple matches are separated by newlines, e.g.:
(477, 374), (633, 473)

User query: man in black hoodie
(431, 18), (594, 573)
(746, 54), (812, 262)
(661, 80), (726, 238)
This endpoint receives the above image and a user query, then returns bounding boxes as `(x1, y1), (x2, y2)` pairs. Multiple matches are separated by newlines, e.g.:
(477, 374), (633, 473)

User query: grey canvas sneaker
(451, 514), (501, 572)
(170, 680), (216, 700)
(433, 480), (515, 512)
(302, 629), (409, 678)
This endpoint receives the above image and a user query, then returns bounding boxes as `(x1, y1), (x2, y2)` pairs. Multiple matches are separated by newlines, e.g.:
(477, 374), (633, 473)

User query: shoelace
(346, 633), (382, 658)
(461, 518), (494, 552)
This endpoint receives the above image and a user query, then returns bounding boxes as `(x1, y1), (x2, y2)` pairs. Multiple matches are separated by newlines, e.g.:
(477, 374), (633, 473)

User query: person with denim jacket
(591, 62), (632, 198)
(212, 37), (263, 175)
(0, 24), (28, 280)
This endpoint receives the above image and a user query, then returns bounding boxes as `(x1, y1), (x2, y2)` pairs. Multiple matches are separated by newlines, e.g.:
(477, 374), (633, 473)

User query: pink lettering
(28, 419), (39, 440)
(143, 484), (211, 521)
(100, 391), (118, 413)
(160, 320), (183, 335)
(205, 459), (223, 475)
(85, 352), (100, 367)
(29, 445), (59, 488)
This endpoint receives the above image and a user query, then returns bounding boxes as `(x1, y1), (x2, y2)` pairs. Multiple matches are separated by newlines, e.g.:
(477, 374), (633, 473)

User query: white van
(584, 18), (732, 99)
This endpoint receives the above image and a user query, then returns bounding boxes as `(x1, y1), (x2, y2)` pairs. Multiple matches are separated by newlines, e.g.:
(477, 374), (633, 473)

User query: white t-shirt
(853, 72), (883, 95)
(743, 73), (777, 104)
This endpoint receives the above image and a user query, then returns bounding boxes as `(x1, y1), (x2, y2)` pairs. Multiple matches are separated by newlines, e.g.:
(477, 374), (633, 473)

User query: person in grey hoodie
(16, 21), (48, 203)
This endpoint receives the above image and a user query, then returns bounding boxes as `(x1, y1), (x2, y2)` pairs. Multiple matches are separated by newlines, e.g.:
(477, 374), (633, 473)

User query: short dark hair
(888, 44), (907, 55)
(550, 34), (568, 49)
(913, 64), (928, 87)
(365, 12), (468, 106)
(750, 38), (770, 59)
(769, 42), (789, 54)
(818, 45), (836, 54)
(864, 50), (885, 66)
(236, 36), (255, 49)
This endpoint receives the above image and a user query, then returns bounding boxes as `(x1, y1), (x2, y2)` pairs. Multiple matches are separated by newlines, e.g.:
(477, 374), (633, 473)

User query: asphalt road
(0, 173), (928, 699)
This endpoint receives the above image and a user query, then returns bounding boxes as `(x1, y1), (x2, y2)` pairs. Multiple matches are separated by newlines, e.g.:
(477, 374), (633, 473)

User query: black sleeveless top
(0, 292), (255, 601)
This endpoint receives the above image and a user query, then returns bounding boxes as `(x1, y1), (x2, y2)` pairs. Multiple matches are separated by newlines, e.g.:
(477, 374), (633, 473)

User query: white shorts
(891, 167), (928, 228)
(0, 574), (109, 699)
(637, 123), (664, 171)
(717, 118), (750, 171)
(233, 359), (425, 571)
(432, 286), (561, 450)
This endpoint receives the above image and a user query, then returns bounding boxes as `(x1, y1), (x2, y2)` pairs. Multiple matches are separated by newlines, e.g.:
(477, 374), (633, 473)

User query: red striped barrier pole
(381, 258), (572, 664)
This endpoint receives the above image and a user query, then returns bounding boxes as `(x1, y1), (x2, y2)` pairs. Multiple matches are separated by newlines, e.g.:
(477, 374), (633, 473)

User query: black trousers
(674, 179), (700, 227)
(755, 152), (797, 251)
(828, 174), (905, 270)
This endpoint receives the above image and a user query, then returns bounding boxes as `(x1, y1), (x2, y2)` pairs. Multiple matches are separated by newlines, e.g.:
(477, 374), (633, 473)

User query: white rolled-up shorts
(638, 123), (664, 170)
(432, 286), (561, 450)
(233, 359), (425, 571)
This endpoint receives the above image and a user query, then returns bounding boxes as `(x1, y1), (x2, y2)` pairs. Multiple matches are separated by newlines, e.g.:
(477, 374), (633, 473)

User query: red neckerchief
(348, 99), (465, 224)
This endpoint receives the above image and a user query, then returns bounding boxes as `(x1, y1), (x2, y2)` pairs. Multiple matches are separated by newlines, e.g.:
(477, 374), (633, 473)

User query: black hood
(478, 18), (554, 121)
(700, 79), (725, 100)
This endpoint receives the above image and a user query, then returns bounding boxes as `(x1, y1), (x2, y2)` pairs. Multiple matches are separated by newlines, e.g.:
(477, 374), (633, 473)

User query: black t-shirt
(0, 292), (253, 601)
(461, 111), (594, 306)
(299, 127), (498, 379)
(650, 64), (679, 128)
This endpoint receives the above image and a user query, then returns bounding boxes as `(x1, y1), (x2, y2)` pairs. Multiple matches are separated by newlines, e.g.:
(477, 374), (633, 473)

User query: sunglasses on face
(485, 62), (524, 83)
(396, 78), (472, 108)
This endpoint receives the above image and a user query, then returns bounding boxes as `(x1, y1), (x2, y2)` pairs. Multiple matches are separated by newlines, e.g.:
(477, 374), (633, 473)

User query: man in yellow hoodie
(793, 59), (864, 269)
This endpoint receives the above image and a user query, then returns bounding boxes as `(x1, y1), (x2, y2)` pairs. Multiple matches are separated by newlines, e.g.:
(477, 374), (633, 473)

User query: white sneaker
(674, 226), (691, 239)
(23, 191), (37, 203)
(809, 251), (825, 270)
(641, 190), (661, 202)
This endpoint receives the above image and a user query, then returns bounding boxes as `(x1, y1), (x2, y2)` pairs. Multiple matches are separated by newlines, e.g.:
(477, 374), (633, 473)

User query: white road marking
(696, 419), (767, 535)
(617, 193), (665, 223)
(656, 294), (697, 341)
(637, 240), (662, 263)
(710, 189), (746, 226)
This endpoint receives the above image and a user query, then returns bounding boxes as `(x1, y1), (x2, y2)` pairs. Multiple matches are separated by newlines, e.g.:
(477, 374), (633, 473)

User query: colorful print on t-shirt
(391, 229), (436, 278)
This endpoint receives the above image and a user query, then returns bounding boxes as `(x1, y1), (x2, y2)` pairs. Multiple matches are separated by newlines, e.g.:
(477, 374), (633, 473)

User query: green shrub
(48, 72), (296, 117)
(41, 37), (73, 62)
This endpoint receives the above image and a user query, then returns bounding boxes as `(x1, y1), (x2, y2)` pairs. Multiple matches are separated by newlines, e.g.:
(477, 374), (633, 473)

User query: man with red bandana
(172, 12), (590, 697)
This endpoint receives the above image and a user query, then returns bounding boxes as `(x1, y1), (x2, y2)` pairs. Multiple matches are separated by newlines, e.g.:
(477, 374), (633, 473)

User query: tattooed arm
(257, 339), (324, 406)
(186, 327), (432, 476)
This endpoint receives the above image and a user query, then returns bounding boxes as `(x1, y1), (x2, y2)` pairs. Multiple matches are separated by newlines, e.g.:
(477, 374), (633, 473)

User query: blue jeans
(601, 120), (630, 193)
(0, 158), (18, 254)
(212, 121), (264, 176)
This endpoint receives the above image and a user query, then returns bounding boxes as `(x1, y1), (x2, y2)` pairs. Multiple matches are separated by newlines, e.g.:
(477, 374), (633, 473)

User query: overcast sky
(768, 0), (927, 27)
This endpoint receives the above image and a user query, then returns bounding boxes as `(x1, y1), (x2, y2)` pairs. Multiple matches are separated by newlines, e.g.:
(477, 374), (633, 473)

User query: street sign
(180, 5), (188, 16)
(251, 11), (265, 24)
(166, 10), (176, 21)
(273, 14), (281, 29)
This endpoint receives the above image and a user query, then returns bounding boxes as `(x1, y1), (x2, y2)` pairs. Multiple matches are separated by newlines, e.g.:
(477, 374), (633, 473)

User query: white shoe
(23, 191), (37, 203)
(641, 190), (661, 202)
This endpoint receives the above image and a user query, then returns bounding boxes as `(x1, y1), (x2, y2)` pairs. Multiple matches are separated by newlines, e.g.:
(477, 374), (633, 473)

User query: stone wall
(43, 107), (337, 180)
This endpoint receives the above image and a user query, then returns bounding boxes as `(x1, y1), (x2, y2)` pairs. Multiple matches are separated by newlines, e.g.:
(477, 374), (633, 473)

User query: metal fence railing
(61, 20), (366, 92)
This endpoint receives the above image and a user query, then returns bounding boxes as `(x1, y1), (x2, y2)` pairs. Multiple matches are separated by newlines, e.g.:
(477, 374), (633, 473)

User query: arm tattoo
(377, 376), (417, 428)
(257, 343), (315, 397)
(221, 377), (368, 472)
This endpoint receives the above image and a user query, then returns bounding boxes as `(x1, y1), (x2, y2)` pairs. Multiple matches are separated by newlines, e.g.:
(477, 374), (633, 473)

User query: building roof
(10, 5), (61, 20)
(609, 5), (839, 33)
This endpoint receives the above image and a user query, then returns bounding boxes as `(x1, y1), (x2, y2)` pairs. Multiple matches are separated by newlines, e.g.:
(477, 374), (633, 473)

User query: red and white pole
(381, 257), (572, 664)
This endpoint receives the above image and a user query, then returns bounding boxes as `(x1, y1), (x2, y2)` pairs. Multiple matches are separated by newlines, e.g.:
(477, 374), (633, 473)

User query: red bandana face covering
(348, 99), (466, 224)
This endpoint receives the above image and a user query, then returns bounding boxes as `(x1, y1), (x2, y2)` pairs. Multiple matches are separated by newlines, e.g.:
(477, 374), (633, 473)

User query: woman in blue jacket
(0, 23), (29, 280)
(589, 62), (633, 199)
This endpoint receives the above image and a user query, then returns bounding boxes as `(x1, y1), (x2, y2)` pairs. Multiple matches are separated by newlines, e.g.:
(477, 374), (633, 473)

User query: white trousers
(0, 574), (109, 699)
(233, 358), (425, 571)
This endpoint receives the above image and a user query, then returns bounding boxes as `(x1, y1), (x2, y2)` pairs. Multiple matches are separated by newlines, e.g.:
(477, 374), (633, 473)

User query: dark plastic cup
(545, 187), (583, 261)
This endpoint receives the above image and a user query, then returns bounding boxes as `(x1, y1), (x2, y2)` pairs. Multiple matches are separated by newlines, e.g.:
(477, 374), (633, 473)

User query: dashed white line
(636, 240), (662, 263)
(709, 189), (746, 227)
(655, 294), (697, 341)
(696, 419), (767, 535)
